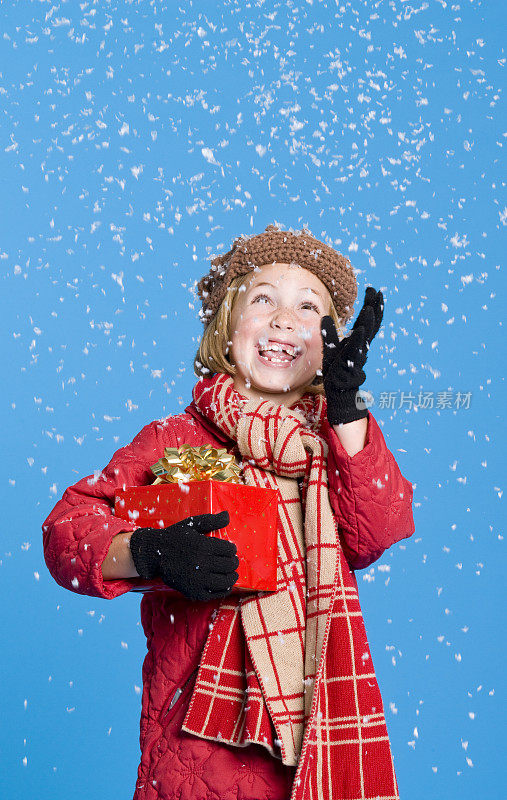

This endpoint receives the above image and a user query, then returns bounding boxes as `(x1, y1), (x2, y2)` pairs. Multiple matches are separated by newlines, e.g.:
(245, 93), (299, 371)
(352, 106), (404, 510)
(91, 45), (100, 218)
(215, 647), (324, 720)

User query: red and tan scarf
(182, 373), (400, 800)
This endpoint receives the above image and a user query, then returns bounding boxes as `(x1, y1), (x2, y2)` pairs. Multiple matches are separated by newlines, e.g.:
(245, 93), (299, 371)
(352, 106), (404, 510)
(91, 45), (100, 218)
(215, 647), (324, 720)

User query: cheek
(230, 311), (258, 352)
(303, 320), (322, 344)
(308, 329), (324, 362)
(234, 310), (266, 338)
(243, 307), (266, 325)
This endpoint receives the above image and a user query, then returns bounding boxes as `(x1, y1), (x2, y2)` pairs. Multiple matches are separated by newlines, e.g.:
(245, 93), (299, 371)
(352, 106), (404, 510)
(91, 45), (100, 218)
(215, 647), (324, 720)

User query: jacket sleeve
(322, 411), (415, 571)
(42, 420), (177, 599)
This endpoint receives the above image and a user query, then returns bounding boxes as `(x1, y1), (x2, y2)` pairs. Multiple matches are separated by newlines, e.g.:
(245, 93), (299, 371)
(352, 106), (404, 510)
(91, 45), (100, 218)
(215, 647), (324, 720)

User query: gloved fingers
(204, 535), (237, 558)
(206, 571), (239, 592)
(353, 287), (383, 344)
(363, 286), (379, 310)
(356, 286), (378, 314)
(351, 288), (373, 331)
(370, 289), (384, 341)
(351, 302), (375, 343)
(320, 315), (341, 353)
(201, 587), (237, 601)
(185, 587), (225, 602)
(340, 324), (369, 366)
(189, 510), (230, 534)
(209, 552), (240, 573)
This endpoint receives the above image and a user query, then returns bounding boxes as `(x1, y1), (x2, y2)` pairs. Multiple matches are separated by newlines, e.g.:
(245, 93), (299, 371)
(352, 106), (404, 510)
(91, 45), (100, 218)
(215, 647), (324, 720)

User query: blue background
(1, 1), (504, 798)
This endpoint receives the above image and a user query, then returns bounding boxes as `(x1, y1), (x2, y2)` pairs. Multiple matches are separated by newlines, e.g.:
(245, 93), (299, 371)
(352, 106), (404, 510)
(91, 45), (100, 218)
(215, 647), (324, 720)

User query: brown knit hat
(196, 224), (358, 328)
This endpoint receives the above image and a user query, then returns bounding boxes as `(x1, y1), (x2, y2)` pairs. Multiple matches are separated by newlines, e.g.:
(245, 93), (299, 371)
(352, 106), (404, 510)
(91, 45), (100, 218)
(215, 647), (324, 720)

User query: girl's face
(229, 262), (332, 408)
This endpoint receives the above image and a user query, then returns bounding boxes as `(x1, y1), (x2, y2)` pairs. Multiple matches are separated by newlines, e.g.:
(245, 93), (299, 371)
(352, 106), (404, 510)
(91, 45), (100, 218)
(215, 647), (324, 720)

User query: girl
(43, 224), (415, 800)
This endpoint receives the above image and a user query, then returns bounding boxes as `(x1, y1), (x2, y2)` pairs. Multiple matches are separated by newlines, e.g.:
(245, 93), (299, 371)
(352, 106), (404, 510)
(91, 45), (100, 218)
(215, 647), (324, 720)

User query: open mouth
(256, 342), (302, 369)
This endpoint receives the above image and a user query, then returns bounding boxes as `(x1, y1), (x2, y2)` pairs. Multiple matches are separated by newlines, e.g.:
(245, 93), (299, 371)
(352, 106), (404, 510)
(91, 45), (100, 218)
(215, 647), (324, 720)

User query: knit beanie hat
(196, 224), (358, 329)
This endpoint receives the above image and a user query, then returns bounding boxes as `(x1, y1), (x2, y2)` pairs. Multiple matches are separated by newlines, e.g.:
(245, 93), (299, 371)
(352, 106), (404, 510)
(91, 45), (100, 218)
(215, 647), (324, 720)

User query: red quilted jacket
(42, 400), (415, 800)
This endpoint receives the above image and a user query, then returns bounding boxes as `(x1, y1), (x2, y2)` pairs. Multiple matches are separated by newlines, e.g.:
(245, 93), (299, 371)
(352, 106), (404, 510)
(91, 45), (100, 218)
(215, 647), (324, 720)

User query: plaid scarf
(182, 373), (400, 800)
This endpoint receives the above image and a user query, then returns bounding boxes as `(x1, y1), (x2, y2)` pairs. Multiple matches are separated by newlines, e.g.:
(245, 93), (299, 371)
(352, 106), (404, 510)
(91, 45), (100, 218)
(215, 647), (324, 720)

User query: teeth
(257, 342), (300, 357)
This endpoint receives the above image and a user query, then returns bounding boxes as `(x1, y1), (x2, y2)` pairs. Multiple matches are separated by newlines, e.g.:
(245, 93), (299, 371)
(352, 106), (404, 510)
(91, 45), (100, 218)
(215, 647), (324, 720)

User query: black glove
(129, 510), (239, 602)
(321, 287), (384, 426)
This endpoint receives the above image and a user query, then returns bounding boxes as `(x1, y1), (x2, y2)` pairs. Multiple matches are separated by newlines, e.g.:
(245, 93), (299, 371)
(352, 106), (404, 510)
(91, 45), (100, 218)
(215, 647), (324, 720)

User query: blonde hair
(194, 272), (345, 396)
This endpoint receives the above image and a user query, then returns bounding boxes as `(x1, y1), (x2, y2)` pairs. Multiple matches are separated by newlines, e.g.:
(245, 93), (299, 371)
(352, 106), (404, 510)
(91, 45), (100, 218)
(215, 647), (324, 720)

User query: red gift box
(114, 479), (279, 594)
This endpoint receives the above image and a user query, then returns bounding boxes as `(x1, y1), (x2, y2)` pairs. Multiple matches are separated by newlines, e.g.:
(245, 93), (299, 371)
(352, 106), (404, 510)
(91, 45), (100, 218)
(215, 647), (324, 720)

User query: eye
(252, 294), (319, 312)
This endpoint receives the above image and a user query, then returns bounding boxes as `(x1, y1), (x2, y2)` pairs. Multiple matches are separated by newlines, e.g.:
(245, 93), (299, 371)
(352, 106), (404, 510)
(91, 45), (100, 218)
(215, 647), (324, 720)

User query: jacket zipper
(162, 666), (198, 720)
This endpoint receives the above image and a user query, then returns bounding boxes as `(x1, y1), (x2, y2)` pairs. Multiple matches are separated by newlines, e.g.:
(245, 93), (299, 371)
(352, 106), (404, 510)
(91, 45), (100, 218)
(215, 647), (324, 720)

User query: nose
(270, 307), (296, 330)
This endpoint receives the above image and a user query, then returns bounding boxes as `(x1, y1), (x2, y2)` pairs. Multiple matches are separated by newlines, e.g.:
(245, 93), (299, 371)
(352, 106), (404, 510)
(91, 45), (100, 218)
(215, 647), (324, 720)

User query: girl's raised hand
(320, 287), (384, 426)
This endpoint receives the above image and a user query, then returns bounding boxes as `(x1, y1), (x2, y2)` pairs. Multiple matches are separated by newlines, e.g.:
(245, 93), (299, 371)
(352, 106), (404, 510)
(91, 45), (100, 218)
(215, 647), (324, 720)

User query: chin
(252, 374), (311, 394)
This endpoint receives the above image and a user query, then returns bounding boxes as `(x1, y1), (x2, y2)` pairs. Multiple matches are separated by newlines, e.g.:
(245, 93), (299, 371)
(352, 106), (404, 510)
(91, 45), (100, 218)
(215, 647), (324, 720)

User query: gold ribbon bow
(150, 444), (242, 485)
